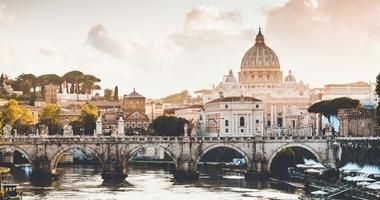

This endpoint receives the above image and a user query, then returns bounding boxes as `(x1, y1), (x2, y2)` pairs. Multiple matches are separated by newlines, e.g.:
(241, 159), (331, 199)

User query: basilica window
(225, 120), (229, 126)
(240, 117), (245, 127)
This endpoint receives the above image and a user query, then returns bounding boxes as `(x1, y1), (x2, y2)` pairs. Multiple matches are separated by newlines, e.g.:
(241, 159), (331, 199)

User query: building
(338, 108), (379, 137)
(122, 89), (150, 133)
(322, 81), (377, 108)
(145, 101), (164, 121)
(45, 84), (58, 104)
(237, 29), (320, 129)
(199, 96), (264, 137)
(174, 105), (203, 122)
(201, 69), (253, 104)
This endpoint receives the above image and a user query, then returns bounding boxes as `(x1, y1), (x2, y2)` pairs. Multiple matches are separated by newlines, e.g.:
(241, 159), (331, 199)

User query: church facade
(238, 29), (320, 129)
(198, 28), (321, 135)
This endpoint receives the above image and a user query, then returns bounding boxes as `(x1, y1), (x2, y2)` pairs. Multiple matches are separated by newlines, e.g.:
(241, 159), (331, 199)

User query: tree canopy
(40, 104), (61, 135)
(152, 115), (188, 136)
(1, 70), (101, 101)
(308, 97), (360, 121)
(79, 103), (99, 135)
(0, 99), (36, 134)
(104, 88), (113, 101)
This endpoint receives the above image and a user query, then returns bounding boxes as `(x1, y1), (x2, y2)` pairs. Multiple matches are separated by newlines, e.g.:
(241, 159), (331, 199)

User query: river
(2, 164), (304, 200)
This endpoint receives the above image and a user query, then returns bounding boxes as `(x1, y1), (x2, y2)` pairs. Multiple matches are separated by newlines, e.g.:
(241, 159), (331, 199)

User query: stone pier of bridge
(0, 135), (335, 181)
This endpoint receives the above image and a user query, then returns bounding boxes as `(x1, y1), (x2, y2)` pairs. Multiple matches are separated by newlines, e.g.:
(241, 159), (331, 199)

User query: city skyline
(0, 0), (379, 98)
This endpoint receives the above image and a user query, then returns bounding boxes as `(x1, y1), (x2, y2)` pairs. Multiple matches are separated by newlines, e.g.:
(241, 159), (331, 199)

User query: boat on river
(0, 183), (23, 200)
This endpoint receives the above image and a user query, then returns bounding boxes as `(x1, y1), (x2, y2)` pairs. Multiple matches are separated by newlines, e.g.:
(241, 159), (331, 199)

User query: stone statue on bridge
(63, 124), (73, 136)
(40, 125), (49, 137)
(2, 124), (12, 136)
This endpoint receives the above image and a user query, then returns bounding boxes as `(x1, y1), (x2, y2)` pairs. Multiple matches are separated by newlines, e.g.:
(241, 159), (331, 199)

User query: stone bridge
(0, 135), (336, 180)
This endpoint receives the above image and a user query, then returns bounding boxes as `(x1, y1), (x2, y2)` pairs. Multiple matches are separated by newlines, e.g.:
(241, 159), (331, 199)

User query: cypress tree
(114, 86), (119, 101)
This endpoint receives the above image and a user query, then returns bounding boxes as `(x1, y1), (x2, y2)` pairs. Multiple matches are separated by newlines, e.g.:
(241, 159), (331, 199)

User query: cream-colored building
(322, 81), (377, 108)
(237, 29), (320, 129)
(201, 70), (253, 104)
(199, 96), (264, 137)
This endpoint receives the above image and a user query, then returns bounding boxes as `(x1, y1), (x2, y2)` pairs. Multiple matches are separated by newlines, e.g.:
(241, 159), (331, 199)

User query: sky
(0, 0), (379, 98)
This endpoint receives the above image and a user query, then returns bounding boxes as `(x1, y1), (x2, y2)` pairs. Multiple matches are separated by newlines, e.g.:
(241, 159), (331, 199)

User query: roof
(207, 96), (262, 104)
(124, 89), (144, 98)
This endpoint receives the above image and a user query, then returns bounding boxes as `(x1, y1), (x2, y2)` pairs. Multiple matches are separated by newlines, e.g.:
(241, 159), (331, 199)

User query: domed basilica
(238, 28), (320, 129)
(201, 28), (320, 131)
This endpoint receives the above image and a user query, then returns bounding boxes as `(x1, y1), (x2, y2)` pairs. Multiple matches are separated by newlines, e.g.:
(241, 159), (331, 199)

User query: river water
(3, 164), (304, 200)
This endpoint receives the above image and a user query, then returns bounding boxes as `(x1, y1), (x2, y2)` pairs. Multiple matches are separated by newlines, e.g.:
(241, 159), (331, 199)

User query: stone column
(101, 144), (127, 180)
(117, 117), (124, 136)
(31, 155), (56, 180)
(173, 137), (199, 180)
(96, 117), (102, 136)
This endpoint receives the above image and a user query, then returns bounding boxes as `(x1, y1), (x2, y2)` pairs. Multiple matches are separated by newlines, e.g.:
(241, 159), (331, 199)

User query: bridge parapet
(0, 135), (332, 145)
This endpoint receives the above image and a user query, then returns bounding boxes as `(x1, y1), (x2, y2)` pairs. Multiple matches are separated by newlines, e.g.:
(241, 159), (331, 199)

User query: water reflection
(1, 164), (302, 200)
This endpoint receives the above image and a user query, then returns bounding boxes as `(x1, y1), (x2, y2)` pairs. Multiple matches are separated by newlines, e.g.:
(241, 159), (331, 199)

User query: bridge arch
(195, 143), (252, 169)
(0, 146), (32, 163)
(49, 145), (105, 174)
(124, 144), (178, 167)
(267, 143), (322, 172)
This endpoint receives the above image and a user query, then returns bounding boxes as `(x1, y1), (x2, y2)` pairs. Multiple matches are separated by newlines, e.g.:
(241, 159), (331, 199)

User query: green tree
(114, 86), (119, 101)
(152, 115), (188, 136)
(308, 97), (360, 122)
(40, 104), (61, 135)
(104, 88), (113, 101)
(79, 103), (99, 135)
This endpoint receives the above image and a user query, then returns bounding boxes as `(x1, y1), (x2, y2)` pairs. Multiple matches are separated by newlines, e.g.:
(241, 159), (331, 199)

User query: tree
(14, 107), (36, 134)
(152, 115), (188, 136)
(104, 88), (113, 101)
(1, 99), (22, 126)
(79, 103), (99, 135)
(114, 86), (119, 101)
(40, 104), (61, 135)
(0, 99), (36, 134)
(308, 97), (360, 122)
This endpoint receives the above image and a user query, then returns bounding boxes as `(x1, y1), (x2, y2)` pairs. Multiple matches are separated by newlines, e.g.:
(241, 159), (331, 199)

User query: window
(126, 122), (130, 128)
(225, 120), (229, 126)
(132, 122), (136, 128)
(256, 104), (259, 108)
(225, 129), (229, 133)
(240, 117), (245, 127)
(225, 104), (228, 108)
(240, 129), (244, 133)
(137, 122), (142, 128)
(256, 120), (259, 123)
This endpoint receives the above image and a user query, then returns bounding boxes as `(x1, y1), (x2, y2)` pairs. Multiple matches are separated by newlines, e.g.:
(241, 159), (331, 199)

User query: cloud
(168, 6), (250, 48)
(0, 4), (15, 25)
(264, 0), (380, 85)
(86, 24), (126, 58)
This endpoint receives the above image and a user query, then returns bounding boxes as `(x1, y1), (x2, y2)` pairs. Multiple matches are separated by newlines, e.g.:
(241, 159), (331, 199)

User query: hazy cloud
(168, 6), (250, 48)
(86, 24), (125, 58)
(0, 4), (15, 24)
(265, 0), (380, 85)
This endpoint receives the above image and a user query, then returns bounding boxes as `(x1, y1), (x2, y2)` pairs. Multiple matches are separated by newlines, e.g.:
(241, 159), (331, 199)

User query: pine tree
(114, 86), (119, 101)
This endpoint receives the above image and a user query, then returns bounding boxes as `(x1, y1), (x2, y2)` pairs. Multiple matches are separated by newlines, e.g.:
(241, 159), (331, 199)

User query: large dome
(240, 28), (280, 69)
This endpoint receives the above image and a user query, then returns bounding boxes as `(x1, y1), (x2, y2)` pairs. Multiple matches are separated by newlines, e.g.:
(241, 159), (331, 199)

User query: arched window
(240, 117), (245, 127)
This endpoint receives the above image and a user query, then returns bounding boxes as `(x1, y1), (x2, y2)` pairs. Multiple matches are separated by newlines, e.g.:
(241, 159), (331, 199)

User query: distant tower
(238, 28), (283, 89)
(45, 83), (58, 104)
(122, 88), (146, 116)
